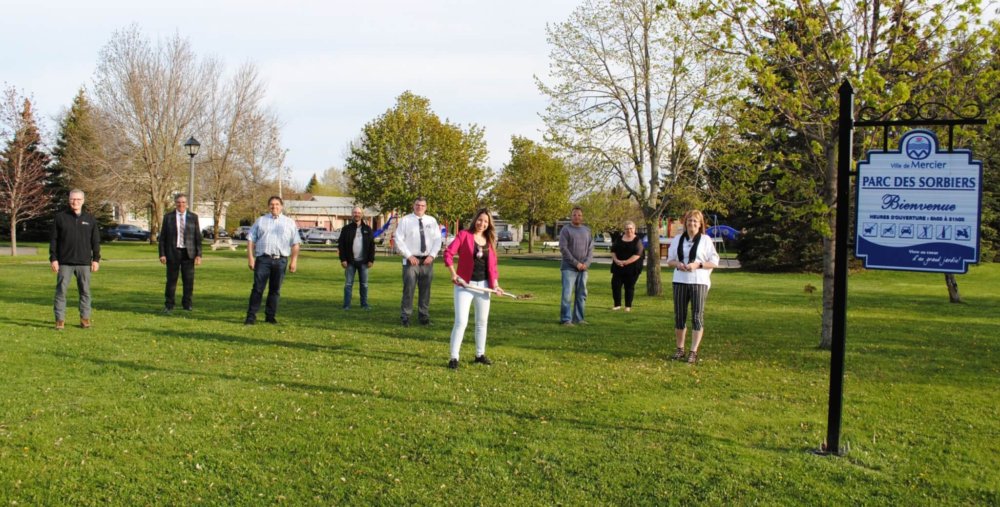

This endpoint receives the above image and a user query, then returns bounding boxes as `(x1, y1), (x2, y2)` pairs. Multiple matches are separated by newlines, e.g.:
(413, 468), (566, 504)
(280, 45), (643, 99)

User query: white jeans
(449, 280), (491, 360)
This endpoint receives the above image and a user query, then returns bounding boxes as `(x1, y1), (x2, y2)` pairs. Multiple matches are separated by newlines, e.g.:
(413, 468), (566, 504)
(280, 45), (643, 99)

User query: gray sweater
(559, 224), (593, 271)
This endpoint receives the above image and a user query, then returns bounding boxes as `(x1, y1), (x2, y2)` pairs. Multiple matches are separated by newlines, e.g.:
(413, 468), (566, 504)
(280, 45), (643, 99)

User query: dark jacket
(338, 221), (376, 264)
(49, 208), (101, 265)
(158, 210), (203, 261)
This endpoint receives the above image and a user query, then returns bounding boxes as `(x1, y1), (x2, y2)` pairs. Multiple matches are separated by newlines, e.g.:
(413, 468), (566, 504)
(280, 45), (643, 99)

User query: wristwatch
(698, 261), (703, 269)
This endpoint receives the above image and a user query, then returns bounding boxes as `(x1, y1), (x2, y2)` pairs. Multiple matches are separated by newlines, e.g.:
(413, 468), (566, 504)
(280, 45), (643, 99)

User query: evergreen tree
(695, 0), (992, 346)
(42, 90), (114, 237)
(304, 173), (320, 194)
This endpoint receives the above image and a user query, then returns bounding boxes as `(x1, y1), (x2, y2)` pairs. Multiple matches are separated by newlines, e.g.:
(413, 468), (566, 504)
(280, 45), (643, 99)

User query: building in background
(283, 196), (385, 231)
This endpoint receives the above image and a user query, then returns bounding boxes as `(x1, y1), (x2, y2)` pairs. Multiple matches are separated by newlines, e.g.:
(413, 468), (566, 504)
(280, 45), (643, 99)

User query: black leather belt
(259, 254), (286, 259)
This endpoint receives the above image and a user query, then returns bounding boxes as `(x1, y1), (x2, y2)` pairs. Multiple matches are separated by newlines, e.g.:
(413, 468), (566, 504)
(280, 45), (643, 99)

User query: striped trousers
(673, 282), (709, 331)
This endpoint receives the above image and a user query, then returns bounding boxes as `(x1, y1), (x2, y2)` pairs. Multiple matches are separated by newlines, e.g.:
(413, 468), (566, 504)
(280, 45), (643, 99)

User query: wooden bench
(210, 238), (239, 251)
(498, 241), (522, 253)
(541, 241), (559, 252)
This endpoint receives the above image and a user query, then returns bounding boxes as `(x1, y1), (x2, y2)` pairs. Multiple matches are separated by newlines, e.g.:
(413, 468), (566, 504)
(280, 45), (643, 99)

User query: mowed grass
(0, 243), (997, 505)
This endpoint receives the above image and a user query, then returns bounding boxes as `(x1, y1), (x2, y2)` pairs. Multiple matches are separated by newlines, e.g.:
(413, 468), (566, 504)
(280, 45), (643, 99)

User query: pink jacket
(443, 230), (499, 288)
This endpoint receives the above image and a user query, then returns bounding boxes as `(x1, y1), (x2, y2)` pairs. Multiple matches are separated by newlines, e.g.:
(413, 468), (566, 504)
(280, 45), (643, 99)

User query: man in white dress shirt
(394, 197), (442, 326)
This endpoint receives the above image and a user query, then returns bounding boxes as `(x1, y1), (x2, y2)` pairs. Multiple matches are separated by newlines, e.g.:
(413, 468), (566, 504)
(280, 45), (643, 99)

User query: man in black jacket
(49, 189), (101, 330)
(158, 194), (203, 313)
(337, 206), (376, 310)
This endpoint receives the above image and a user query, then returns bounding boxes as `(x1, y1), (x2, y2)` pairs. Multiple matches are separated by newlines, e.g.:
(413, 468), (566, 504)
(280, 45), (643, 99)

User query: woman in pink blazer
(443, 209), (504, 369)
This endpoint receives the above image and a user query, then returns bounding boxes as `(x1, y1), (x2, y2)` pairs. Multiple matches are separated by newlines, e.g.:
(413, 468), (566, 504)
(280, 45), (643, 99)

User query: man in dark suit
(158, 194), (202, 313)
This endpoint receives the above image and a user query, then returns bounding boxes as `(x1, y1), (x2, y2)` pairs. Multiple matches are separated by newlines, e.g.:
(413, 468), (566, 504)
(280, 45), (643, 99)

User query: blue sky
(2, 0), (580, 188)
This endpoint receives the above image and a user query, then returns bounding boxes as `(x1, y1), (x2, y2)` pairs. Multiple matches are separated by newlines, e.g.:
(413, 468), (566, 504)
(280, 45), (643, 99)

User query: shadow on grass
(48, 350), (693, 439)
(130, 326), (429, 365)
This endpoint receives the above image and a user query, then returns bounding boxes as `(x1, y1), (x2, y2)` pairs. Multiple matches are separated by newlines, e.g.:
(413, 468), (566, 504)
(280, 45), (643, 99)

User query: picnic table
(210, 238), (239, 251)
(498, 241), (522, 253)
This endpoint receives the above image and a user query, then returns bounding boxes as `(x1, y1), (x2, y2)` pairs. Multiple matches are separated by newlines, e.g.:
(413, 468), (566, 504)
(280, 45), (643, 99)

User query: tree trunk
(819, 144), (839, 350)
(945, 273), (962, 303)
(8, 220), (16, 256)
(527, 225), (534, 254)
(150, 197), (165, 244)
(644, 217), (662, 296)
(214, 202), (224, 246)
(819, 234), (835, 350)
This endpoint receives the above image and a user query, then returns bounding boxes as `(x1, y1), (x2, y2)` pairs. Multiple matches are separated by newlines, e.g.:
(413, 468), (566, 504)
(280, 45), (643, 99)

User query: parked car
(102, 224), (150, 242)
(233, 226), (252, 240)
(298, 227), (318, 240)
(594, 233), (613, 250)
(304, 228), (340, 245)
(497, 230), (514, 242)
(202, 227), (229, 240)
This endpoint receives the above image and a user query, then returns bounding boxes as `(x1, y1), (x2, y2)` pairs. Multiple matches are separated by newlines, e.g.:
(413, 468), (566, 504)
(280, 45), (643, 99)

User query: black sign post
(822, 80), (987, 456)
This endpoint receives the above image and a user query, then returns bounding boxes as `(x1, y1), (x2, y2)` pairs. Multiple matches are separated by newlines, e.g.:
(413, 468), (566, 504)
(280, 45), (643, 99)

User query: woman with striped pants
(665, 210), (720, 364)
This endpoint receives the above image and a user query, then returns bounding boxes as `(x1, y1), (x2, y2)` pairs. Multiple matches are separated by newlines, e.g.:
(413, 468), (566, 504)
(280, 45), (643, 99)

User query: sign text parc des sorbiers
(855, 129), (982, 273)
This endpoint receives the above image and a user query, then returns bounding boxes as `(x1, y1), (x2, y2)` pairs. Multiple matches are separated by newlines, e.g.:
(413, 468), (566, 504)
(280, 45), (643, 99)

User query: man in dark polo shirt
(49, 189), (101, 330)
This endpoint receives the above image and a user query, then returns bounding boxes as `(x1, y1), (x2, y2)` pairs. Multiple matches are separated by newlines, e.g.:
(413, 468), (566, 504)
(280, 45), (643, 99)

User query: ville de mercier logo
(905, 134), (932, 160)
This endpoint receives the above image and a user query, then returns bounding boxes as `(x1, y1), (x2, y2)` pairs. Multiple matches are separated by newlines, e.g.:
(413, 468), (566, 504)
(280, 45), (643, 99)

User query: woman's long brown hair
(466, 208), (496, 247)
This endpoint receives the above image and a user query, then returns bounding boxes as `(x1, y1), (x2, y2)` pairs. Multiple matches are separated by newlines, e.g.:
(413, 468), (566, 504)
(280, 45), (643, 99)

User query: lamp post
(184, 136), (201, 206)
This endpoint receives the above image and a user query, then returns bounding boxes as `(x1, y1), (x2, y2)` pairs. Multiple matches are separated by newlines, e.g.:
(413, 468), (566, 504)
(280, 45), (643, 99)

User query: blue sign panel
(855, 130), (982, 273)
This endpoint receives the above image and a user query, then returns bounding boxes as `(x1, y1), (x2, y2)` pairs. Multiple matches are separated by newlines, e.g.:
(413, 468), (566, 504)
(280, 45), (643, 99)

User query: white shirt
(352, 227), (364, 260)
(176, 212), (187, 248)
(394, 212), (442, 264)
(666, 233), (720, 288)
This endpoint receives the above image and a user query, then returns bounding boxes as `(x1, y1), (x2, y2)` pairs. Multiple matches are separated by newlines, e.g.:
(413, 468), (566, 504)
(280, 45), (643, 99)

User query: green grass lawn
(1, 243), (997, 505)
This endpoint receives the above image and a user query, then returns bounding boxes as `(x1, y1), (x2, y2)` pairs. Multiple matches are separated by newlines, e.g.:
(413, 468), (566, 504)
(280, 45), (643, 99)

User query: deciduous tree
(200, 63), (282, 240)
(491, 136), (570, 252)
(345, 91), (488, 223)
(1, 88), (51, 254)
(576, 187), (644, 238)
(316, 166), (351, 196)
(693, 0), (993, 347)
(92, 26), (218, 240)
(538, 0), (734, 295)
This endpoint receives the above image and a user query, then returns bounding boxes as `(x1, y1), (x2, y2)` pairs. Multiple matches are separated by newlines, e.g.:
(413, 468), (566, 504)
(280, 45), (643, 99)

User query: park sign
(855, 129), (982, 273)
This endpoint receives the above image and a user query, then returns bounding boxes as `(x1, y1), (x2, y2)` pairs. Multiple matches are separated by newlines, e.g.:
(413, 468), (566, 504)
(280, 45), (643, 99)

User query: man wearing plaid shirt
(244, 196), (301, 325)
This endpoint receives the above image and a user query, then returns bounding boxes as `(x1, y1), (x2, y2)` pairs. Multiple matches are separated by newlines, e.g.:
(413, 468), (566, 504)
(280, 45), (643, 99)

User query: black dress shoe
(183, 306), (193, 311)
(265, 317), (278, 324)
(244, 319), (255, 326)
(448, 359), (459, 369)
(474, 355), (493, 366)
(419, 319), (431, 326)
(401, 319), (410, 327)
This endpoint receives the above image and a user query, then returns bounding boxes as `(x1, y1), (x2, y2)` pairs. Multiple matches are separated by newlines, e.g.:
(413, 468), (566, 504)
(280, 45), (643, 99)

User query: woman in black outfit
(610, 221), (644, 312)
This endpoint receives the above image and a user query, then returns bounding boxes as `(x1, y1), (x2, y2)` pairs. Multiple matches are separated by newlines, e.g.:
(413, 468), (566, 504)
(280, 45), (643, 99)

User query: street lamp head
(184, 136), (201, 158)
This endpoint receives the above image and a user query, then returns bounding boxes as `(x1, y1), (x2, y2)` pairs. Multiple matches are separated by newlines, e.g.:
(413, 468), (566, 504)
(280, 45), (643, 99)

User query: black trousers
(165, 249), (195, 310)
(611, 269), (641, 307)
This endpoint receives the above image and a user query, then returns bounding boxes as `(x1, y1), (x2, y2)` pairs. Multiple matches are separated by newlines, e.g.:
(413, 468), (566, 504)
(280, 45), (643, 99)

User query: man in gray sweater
(559, 207), (593, 325)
